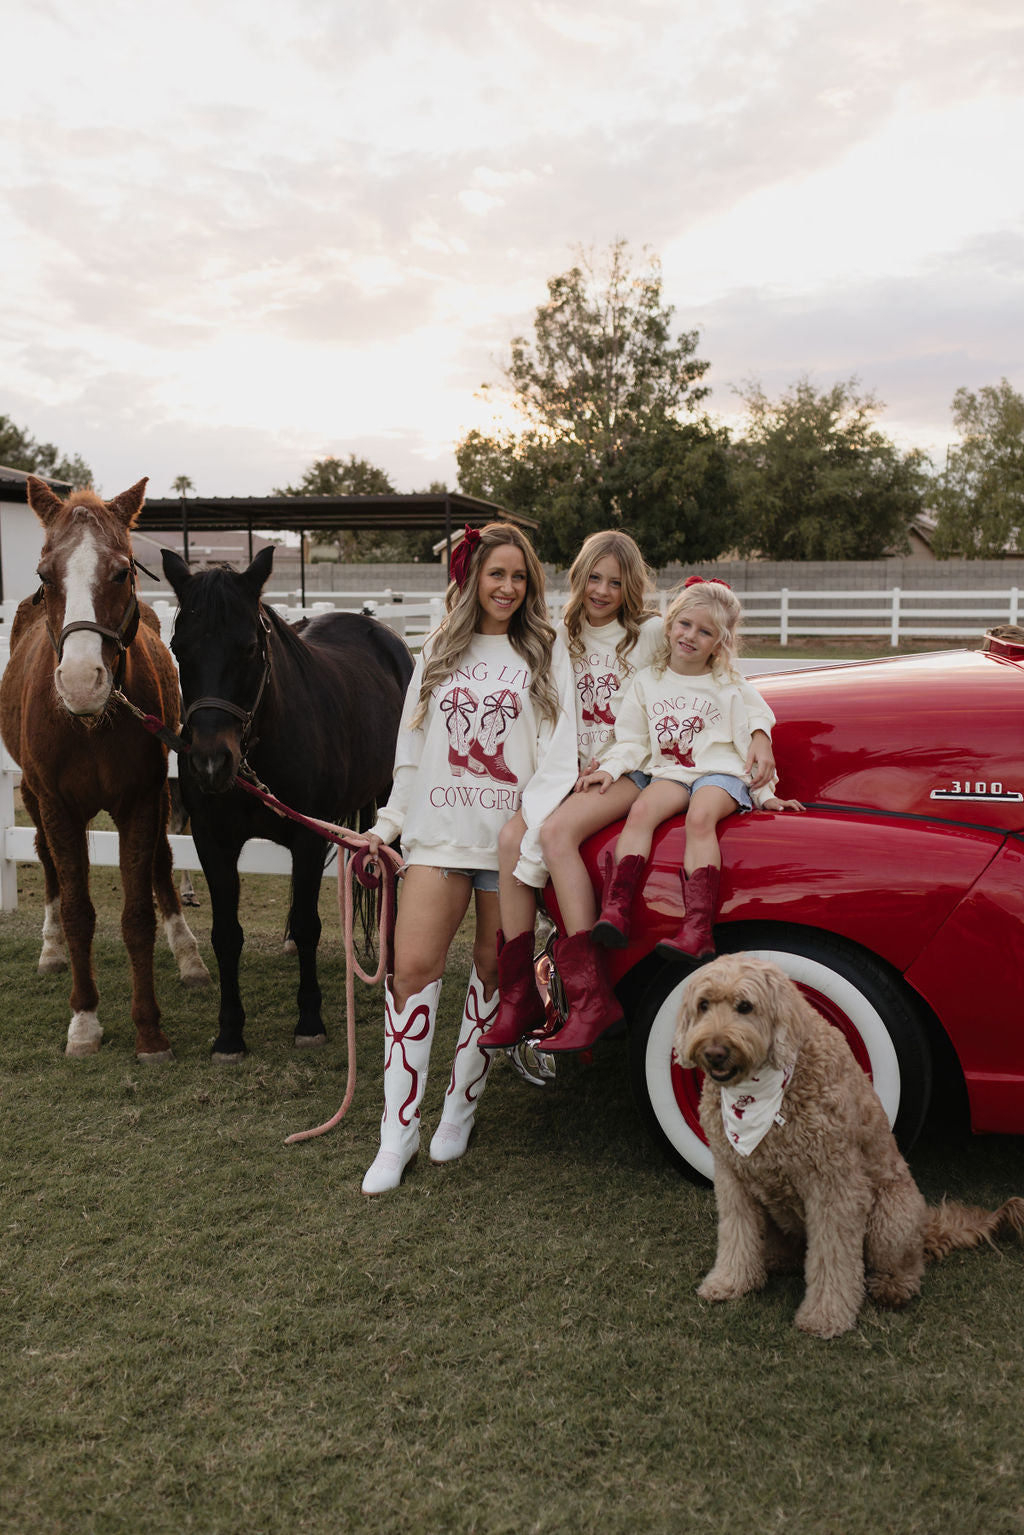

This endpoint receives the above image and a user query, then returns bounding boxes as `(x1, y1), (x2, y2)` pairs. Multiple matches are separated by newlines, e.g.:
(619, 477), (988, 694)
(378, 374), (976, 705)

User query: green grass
(2, 851), (1024, 1535)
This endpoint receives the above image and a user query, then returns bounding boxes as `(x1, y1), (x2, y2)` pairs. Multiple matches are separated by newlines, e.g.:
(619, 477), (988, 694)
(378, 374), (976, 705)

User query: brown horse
(0, 476), (209, 1059)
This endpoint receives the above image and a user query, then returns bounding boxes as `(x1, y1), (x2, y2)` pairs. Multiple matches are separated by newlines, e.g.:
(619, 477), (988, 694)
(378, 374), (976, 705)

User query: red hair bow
(449, 526), (482, 590)
(684, 574), (731, 590)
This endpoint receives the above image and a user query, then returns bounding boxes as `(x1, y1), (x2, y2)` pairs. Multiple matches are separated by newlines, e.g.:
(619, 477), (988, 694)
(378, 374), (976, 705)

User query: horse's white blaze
(55, 527), (108, 714)
(66, 1009), (103, 1056)
(38, 900), (68, 973)
(164, 913), (211, 986)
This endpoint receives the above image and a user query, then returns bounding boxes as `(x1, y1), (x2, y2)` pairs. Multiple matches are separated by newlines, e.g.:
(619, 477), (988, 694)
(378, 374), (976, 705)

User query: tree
(0, 413), (92, 486)
(274, 453), (435, 562)
(730, 378), (927, 561)
(932, 379), (1024, 557)
(455, 241), (737, 565)
(171, 475), (195, 496)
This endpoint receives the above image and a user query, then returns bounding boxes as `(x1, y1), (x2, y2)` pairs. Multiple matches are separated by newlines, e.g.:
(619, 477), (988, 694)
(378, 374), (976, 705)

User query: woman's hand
(744, 729), (776, 789)
(763, 796), (804, 813)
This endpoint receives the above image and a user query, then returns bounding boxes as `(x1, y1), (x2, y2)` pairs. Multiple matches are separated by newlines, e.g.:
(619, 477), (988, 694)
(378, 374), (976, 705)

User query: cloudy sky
(3, 0), (1022, 498)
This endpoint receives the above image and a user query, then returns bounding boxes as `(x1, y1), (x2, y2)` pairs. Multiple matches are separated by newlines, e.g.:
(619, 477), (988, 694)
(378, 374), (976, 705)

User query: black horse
(161, 547), (413, 1060)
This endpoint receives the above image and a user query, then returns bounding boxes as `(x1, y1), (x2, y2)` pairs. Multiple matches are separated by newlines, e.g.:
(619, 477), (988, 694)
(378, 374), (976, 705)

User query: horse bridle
(181, 604), (273, 755)
(35, 562), (142, 691)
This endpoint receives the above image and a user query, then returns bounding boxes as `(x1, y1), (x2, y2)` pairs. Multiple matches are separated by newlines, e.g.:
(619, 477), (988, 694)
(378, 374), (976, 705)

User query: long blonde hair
(562, 530), (656, 674)
(654, 579), (743, 682)
(410, 523), (559, 728)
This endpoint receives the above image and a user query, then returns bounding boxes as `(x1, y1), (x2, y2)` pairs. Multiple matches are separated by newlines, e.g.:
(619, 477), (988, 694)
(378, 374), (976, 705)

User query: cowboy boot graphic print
(657, 713), (705, 768)
(577, 672), (597, 725)
(593, 672), (619, 726)
(439, 686), (479, 776)
(468, 689), (522, 784)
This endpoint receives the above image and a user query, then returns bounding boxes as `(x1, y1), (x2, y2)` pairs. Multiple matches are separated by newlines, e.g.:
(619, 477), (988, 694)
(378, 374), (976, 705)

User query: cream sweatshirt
(597, 664), (780, 806)
(557, 613), (663, 766)
(370, 631), (577, 886)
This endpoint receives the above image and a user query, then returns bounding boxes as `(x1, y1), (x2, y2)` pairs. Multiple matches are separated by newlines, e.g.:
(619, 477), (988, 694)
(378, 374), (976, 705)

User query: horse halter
(182, 604), (273, 755)
(36, 563), (141, 691)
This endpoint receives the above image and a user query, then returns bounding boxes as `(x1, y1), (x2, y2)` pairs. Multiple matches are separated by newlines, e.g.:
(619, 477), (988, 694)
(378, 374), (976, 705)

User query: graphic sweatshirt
(370, 631), (577, 887)
(597, 664), (780, 806)
(557, 614), (663, 767)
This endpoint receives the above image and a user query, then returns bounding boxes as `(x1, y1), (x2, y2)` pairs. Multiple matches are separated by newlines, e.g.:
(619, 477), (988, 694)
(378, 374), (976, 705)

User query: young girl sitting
(583, 577), (803, 961)
(360, 524), (576, 1194)
(477, 529), (662, 1053)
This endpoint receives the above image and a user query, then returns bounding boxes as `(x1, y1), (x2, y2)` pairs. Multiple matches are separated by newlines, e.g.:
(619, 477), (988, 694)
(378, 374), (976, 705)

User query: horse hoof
(65, 1040), (101, 1058)
(137, 1048), (175, 1064)
(283, 939), (298, 957)
(38, 955), (68, 975)
(180, 966), (212, 989)
(212, 1050), (246, 1065)
(294, 1033), (327, 1050)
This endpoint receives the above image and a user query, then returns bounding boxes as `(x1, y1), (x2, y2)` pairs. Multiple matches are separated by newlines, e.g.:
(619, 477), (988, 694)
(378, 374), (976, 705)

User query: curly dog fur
(675, 954), (1024, 1339)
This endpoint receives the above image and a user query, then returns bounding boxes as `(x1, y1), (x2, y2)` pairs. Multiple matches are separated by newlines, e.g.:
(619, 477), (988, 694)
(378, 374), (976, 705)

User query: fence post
(0, 748), (18, 911)
(780, 589), (789, 647)
(890, 588), (901, 648)
(1011, 588), (1020, 626)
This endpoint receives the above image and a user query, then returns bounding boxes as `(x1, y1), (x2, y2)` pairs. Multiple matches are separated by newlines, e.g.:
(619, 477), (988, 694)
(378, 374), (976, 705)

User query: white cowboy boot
(439, 686), (478, 776)
(429, 966), (497, 1163)
(468, 689), (522, 784)
(362, 976), (441, 1195)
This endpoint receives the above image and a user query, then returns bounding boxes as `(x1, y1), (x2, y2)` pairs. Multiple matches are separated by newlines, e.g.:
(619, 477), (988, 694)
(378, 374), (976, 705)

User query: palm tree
(172, 475), (195, 496)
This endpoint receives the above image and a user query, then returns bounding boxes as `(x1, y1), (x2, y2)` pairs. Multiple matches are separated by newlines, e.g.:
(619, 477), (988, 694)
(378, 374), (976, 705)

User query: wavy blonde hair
(410, 523), (559, 728)
(562, 529), (657, 675)
(654, 579), (744, 682)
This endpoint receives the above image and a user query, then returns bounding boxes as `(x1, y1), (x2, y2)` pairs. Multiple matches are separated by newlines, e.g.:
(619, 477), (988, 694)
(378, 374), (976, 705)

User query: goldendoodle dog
(675, 954), (1024, 1339)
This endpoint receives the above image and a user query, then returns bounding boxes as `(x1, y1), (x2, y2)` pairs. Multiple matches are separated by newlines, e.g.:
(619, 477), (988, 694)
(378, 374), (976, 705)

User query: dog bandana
(720, 1060), (794, 1157)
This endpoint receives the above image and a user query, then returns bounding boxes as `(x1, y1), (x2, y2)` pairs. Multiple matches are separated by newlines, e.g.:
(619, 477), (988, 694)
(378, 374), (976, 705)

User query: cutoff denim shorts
(628, 769), (652, 789)
(688, 772), (754, 813)
(440, 867), (500, 893)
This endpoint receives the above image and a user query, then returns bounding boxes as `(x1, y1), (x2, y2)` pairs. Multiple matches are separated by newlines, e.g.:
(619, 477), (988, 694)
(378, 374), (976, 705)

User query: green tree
(171, 475), (195, 496)
(455, 241), (736, 565)
(275, 453), (398, 560)
(932, 379), (1024, 557)
(731, 378), (926, 560)
(0, 413), (92, 486)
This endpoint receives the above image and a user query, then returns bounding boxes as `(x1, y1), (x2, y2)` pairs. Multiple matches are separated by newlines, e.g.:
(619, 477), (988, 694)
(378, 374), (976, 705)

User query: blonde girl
(584, 577), (802, 961)
(361, 524), (576, 1193)
(478, 529), (662, 1053)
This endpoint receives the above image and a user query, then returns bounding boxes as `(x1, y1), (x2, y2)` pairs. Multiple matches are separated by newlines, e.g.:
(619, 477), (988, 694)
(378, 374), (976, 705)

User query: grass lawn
(2, 633), (1022, 1533)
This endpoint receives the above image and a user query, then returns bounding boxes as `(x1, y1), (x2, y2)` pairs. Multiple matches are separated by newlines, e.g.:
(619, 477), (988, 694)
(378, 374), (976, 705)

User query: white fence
(2, 585), (1019, 911)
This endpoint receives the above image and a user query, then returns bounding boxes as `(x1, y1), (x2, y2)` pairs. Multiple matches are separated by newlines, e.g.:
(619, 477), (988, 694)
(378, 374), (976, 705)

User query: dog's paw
(794, 1300), (859, 1339)
(697, 1269), (762, 1303)
(866, 1271), (921, 1309)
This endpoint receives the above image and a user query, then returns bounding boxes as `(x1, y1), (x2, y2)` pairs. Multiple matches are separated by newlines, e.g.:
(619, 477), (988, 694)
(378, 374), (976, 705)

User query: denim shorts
(628, 769), (652, 789)
(441, 866), (500, 893)
(688, 772), (753, 813)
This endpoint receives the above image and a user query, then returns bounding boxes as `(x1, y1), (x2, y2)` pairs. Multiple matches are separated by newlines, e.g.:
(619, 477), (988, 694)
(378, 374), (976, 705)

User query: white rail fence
(2, 586), (1020, 911)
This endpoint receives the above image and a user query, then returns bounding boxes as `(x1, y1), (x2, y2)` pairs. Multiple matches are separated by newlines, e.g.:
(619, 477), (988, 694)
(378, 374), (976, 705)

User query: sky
(2, 0), (1022, 499)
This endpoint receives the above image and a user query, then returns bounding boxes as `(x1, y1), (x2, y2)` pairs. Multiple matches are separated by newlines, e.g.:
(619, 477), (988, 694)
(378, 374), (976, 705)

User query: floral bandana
(449, 526), (482, 589)
(720, 1059), (795, 1157)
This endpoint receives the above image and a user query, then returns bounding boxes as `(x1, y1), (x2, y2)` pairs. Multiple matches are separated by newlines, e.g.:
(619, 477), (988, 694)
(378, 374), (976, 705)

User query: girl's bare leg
(614, 780), (691, 863)
(497, 811), (538, 941)
(391, 866), (473, 1009)
(681, 786), (737, 874)
(540, 777), (642, 934)
(471, 889), (500, 1000)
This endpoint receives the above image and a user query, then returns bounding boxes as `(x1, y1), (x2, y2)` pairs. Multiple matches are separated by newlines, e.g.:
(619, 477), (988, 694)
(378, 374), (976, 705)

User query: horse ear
(162, 548), (192, 598)
(107, 478), (149, 529)
(242, 545), (275, 597)
(26, 475), (65, 527)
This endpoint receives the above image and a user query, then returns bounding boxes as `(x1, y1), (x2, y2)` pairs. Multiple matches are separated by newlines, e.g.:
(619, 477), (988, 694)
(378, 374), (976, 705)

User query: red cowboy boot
(439, 686), (479, 776)
(543, 931), (623, 1052)
(655, 865), (721, 960)
(591, 852), (647, 949)
(478, 929), (547, 1050)
(468, 689), (521, 784)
